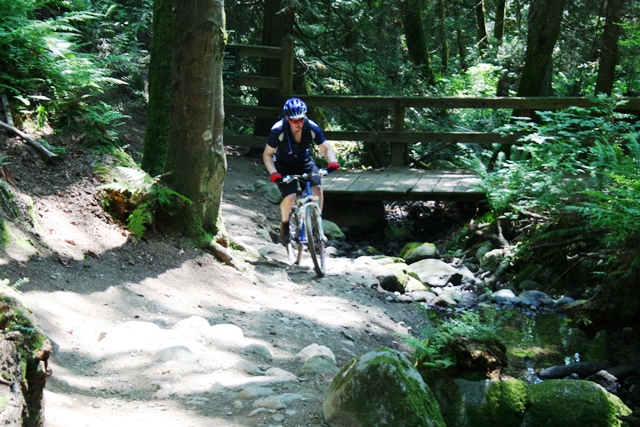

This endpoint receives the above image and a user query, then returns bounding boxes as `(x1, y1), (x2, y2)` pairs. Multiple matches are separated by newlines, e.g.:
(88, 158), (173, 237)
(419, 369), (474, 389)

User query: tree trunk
(401, 0), (436, 85)
(141, 0), (174, 176)
(595, 0), (626, 95)
(516, 0), (567, 97)
(253, 0), (294, 138)
(437, 0), (449, 73)
(475, 0), (489, 55)
(165, 0), (227, 237)
(493, 0), (506, 44)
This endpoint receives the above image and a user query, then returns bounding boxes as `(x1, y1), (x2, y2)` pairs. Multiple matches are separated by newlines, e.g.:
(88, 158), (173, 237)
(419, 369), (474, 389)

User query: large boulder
(400, 242), (440, 264)
(523, 379), (631, 427)
(430, 377), (530, 427)
(376, 262), (428, 293)
(410, 258), (475, 287)
(323, 348), (446, 427)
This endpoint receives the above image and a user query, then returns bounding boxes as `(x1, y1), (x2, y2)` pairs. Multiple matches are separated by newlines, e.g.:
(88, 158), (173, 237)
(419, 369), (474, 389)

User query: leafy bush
(462, 96), (640, 284)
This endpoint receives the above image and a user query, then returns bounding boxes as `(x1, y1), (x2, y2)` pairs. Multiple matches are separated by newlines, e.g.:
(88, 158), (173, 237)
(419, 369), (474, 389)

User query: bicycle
(281, 170), (328, 277)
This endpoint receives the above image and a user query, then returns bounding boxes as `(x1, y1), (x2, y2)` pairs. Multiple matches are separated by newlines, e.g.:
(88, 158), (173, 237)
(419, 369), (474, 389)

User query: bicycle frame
(281, 171), (327, 276)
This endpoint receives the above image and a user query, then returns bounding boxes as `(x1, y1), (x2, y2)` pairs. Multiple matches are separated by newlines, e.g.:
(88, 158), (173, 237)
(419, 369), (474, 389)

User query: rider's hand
(270, 172), (282, 183)
(327, 162), (339, 172)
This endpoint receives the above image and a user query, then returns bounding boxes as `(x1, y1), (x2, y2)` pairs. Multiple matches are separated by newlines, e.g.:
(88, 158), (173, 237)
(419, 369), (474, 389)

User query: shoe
(279, 221), (290, 245)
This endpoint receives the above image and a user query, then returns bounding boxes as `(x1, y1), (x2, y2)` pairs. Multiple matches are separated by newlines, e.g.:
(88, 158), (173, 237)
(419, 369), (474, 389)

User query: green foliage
(405, 309), (499, 370)
(100, 166), (192, 238)
(461, 97), (640, 284)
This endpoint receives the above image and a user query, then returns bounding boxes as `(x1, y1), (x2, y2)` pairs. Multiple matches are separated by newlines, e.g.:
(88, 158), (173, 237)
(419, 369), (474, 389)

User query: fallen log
(0, 119), (58, 162)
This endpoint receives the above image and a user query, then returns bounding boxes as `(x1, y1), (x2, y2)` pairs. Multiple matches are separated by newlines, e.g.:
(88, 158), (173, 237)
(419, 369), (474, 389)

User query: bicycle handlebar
(281, 169), (329, 184)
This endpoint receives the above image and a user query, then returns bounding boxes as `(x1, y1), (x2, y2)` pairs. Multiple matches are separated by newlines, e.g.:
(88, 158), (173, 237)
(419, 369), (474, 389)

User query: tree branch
(0, 120), (58, 162)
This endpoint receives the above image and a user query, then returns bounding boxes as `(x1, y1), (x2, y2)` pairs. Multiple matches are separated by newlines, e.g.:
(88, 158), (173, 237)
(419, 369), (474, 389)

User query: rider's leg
(280, 193), (296, 222)
(311, 185), (324, 211)
(279, 193), (296, 244)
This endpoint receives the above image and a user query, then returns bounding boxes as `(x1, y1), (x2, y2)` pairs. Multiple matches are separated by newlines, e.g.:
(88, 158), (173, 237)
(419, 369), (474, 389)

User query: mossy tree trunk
(164, 0), (227, 238)
(141, 0), (174, 176)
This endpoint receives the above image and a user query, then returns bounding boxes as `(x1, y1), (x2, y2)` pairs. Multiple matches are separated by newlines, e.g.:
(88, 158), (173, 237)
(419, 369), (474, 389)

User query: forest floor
(1, 118), (431, 426)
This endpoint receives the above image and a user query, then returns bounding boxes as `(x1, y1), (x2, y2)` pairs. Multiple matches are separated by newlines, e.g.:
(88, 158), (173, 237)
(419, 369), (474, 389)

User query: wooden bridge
(223, 38), (640, 203)
(322, 168), (484, 202)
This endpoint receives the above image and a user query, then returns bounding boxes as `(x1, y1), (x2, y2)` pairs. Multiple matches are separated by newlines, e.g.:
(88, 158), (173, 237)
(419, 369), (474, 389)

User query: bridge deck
(322, 168), (485, 202)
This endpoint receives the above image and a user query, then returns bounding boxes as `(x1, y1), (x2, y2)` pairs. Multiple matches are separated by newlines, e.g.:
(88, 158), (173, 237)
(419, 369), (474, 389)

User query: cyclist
(263, 97), (339, 244)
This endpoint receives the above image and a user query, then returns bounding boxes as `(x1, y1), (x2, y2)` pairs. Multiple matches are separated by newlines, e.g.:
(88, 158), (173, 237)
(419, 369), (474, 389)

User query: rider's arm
(263, 144), (278, 174)
(318, 141), (337, 163)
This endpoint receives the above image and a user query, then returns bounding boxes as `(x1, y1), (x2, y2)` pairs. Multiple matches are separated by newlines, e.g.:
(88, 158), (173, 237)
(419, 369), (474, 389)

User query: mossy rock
(430, 377), (530, 427)
(323, 348), (446, 427)
(400, 242), (440, 264)
(523, 379), (631, 427)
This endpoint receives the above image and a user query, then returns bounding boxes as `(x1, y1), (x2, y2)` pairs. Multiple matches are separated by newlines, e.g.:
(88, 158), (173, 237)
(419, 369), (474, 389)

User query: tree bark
(475, 0), (489, 55)
(401, 0), (436, 85)
(516, 0), (567, 97)
(165, 0), (227, 237)
(437, 0), (449, 73)
(141, 0), (174, 176)
(595, 0), (626, 95)
(493, 0), (506, 44)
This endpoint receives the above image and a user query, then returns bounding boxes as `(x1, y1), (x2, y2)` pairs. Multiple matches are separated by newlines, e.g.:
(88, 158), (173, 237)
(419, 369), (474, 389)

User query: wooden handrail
(224, 38), (640, 167)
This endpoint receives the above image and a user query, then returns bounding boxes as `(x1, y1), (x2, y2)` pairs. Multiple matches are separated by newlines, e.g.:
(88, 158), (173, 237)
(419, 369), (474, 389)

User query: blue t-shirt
(266, 118), (326, 165)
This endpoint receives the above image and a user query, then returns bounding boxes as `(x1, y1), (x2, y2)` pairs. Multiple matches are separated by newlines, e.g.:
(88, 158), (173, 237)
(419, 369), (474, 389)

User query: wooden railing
(224, 95), (640, 166)
(223, 39), (640, 166)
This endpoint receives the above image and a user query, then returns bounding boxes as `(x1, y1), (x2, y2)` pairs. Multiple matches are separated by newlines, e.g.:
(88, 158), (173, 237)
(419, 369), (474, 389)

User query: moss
(471, 378), (530, 427)
(326, 348), (446, 427)
(0, 220), (8, 247)
(400, 242), (422, 259)
(527, 379), (632, 427)
(0, 396), (9, 411)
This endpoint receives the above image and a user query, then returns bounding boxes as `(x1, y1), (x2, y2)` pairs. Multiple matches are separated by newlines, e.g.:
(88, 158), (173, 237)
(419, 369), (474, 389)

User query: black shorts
(276, 158), (321, 197)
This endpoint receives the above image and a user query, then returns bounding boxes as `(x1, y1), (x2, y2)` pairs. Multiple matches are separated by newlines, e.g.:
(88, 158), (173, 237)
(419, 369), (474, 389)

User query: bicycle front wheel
(286, 212), (303, 265)
(305, 206), (326, 277)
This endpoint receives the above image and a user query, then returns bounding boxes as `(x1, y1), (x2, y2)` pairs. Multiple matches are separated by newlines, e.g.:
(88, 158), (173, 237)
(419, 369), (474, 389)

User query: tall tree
(475, 0), (489, 55)
(142, 0), (173, 176)
(516, 0), (567, 96)
(402, 0), (436, 85)
(595, 0), (626, 95)
(493, 0), (506, 44)
(164, 0), (227, 237)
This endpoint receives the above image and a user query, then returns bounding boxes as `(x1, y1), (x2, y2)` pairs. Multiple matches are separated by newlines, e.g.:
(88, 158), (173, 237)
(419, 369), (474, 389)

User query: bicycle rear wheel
(305, 206), (326, 277)
(286, 212), (303, 265)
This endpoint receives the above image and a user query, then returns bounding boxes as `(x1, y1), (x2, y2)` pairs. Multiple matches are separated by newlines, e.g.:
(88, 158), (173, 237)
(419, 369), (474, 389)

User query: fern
(100, 167), (192, 239)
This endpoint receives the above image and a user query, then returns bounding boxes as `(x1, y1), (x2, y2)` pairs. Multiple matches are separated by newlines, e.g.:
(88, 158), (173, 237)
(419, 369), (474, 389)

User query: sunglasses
(288, 117), (304, 125)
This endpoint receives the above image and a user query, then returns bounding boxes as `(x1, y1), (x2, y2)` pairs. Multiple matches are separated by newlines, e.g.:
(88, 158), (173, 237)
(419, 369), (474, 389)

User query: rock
(492, 288), (516, 304)
(208, 323), (245, 348)
(518, 290), (553, 308)
(475, 241), (495, 264)
(295, 343), (335, 363)
(323, 348), (446, 427)
(586, 370), (620, 394)
(400, 242), (440, 264)
(538, 361), (607, 380)
(323, 219), (345, 240)
(431, 377), (530, 427)
(525, 379), (631, 427)
(410, 258), (473, 287)
(443, 336), (507, 380)
(299, 355), (339, 376)
(376, 262), (427, 293)
(255, 180), (282, 204)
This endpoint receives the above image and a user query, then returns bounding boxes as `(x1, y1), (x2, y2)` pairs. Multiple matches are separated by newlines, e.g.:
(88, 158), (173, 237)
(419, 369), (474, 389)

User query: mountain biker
(263, 97), (339, 244)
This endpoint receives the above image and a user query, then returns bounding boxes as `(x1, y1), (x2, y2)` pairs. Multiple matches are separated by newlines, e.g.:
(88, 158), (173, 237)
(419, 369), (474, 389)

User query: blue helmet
(283, 98), (307, 119)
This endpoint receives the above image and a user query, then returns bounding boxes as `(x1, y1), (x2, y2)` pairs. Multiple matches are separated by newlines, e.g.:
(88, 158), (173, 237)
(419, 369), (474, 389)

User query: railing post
(281, 35), (294, 97)
(391, 105), (406, 166)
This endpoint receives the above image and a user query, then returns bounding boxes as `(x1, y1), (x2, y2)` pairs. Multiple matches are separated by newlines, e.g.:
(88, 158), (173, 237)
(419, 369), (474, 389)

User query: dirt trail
(1, 139), (427, 427)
